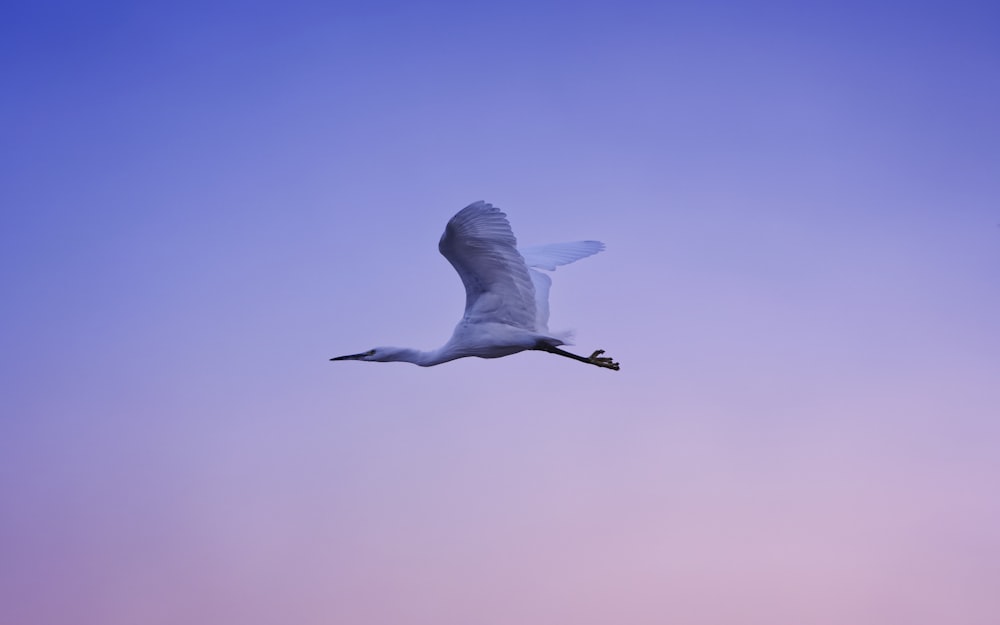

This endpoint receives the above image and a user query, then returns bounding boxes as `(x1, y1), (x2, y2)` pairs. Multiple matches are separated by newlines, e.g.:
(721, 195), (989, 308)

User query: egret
(331, 201), (620, 371)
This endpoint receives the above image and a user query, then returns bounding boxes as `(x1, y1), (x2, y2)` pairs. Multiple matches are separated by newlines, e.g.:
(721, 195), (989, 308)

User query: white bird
(331, 201), (619, 370)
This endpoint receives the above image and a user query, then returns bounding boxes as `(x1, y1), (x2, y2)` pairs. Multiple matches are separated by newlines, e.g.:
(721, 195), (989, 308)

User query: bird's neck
(381, 346), (460, 367)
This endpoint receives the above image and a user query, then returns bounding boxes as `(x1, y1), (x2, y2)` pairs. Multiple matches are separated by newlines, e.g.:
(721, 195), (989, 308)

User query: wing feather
(527, 268), (552, 332)
(438, 201), (537, 330)
(518, 241), (605, 271)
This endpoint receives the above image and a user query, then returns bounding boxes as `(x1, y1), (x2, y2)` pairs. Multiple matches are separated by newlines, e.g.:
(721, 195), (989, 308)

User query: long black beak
(330, 352), (367, 361)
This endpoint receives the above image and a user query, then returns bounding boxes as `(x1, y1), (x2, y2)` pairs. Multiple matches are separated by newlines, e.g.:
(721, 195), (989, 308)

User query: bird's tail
(548, 329), (575, 346)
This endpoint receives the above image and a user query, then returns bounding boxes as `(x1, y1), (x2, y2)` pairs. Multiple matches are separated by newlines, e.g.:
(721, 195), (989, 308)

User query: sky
(2, 1), (999, 623)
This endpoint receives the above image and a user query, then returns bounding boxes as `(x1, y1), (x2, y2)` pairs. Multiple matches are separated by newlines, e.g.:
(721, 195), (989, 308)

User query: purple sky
(2, 2), (999, 624)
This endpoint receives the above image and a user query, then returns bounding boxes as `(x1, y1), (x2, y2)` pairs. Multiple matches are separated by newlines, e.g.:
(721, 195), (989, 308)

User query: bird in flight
(331, 201), (620, 371)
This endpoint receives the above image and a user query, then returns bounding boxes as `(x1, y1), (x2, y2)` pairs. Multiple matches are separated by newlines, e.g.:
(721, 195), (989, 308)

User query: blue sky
(2, 2), (999, 624)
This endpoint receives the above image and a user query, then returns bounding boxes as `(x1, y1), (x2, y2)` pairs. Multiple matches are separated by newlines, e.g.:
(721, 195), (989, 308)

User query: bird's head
(329, 347), (409, 363)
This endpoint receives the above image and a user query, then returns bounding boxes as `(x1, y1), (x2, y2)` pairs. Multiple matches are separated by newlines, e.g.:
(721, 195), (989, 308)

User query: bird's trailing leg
(537, 343), (620, 371)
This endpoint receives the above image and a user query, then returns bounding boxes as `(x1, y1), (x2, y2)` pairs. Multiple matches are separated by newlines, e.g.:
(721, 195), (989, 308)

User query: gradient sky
(2, 2), (999, 624)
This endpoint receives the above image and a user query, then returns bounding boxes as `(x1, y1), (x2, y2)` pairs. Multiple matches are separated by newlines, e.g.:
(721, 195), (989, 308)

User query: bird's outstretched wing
(520, 241), (605, 332)
(438, 201), (537, 329)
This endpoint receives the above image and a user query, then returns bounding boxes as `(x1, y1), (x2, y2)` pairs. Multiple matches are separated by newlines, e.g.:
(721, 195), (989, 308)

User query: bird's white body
(331, 201), (619, 370)
(444, 320), (552, 360)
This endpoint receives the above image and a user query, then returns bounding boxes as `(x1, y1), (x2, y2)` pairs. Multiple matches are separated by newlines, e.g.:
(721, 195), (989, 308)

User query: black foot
(588, 349), (620, 371)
